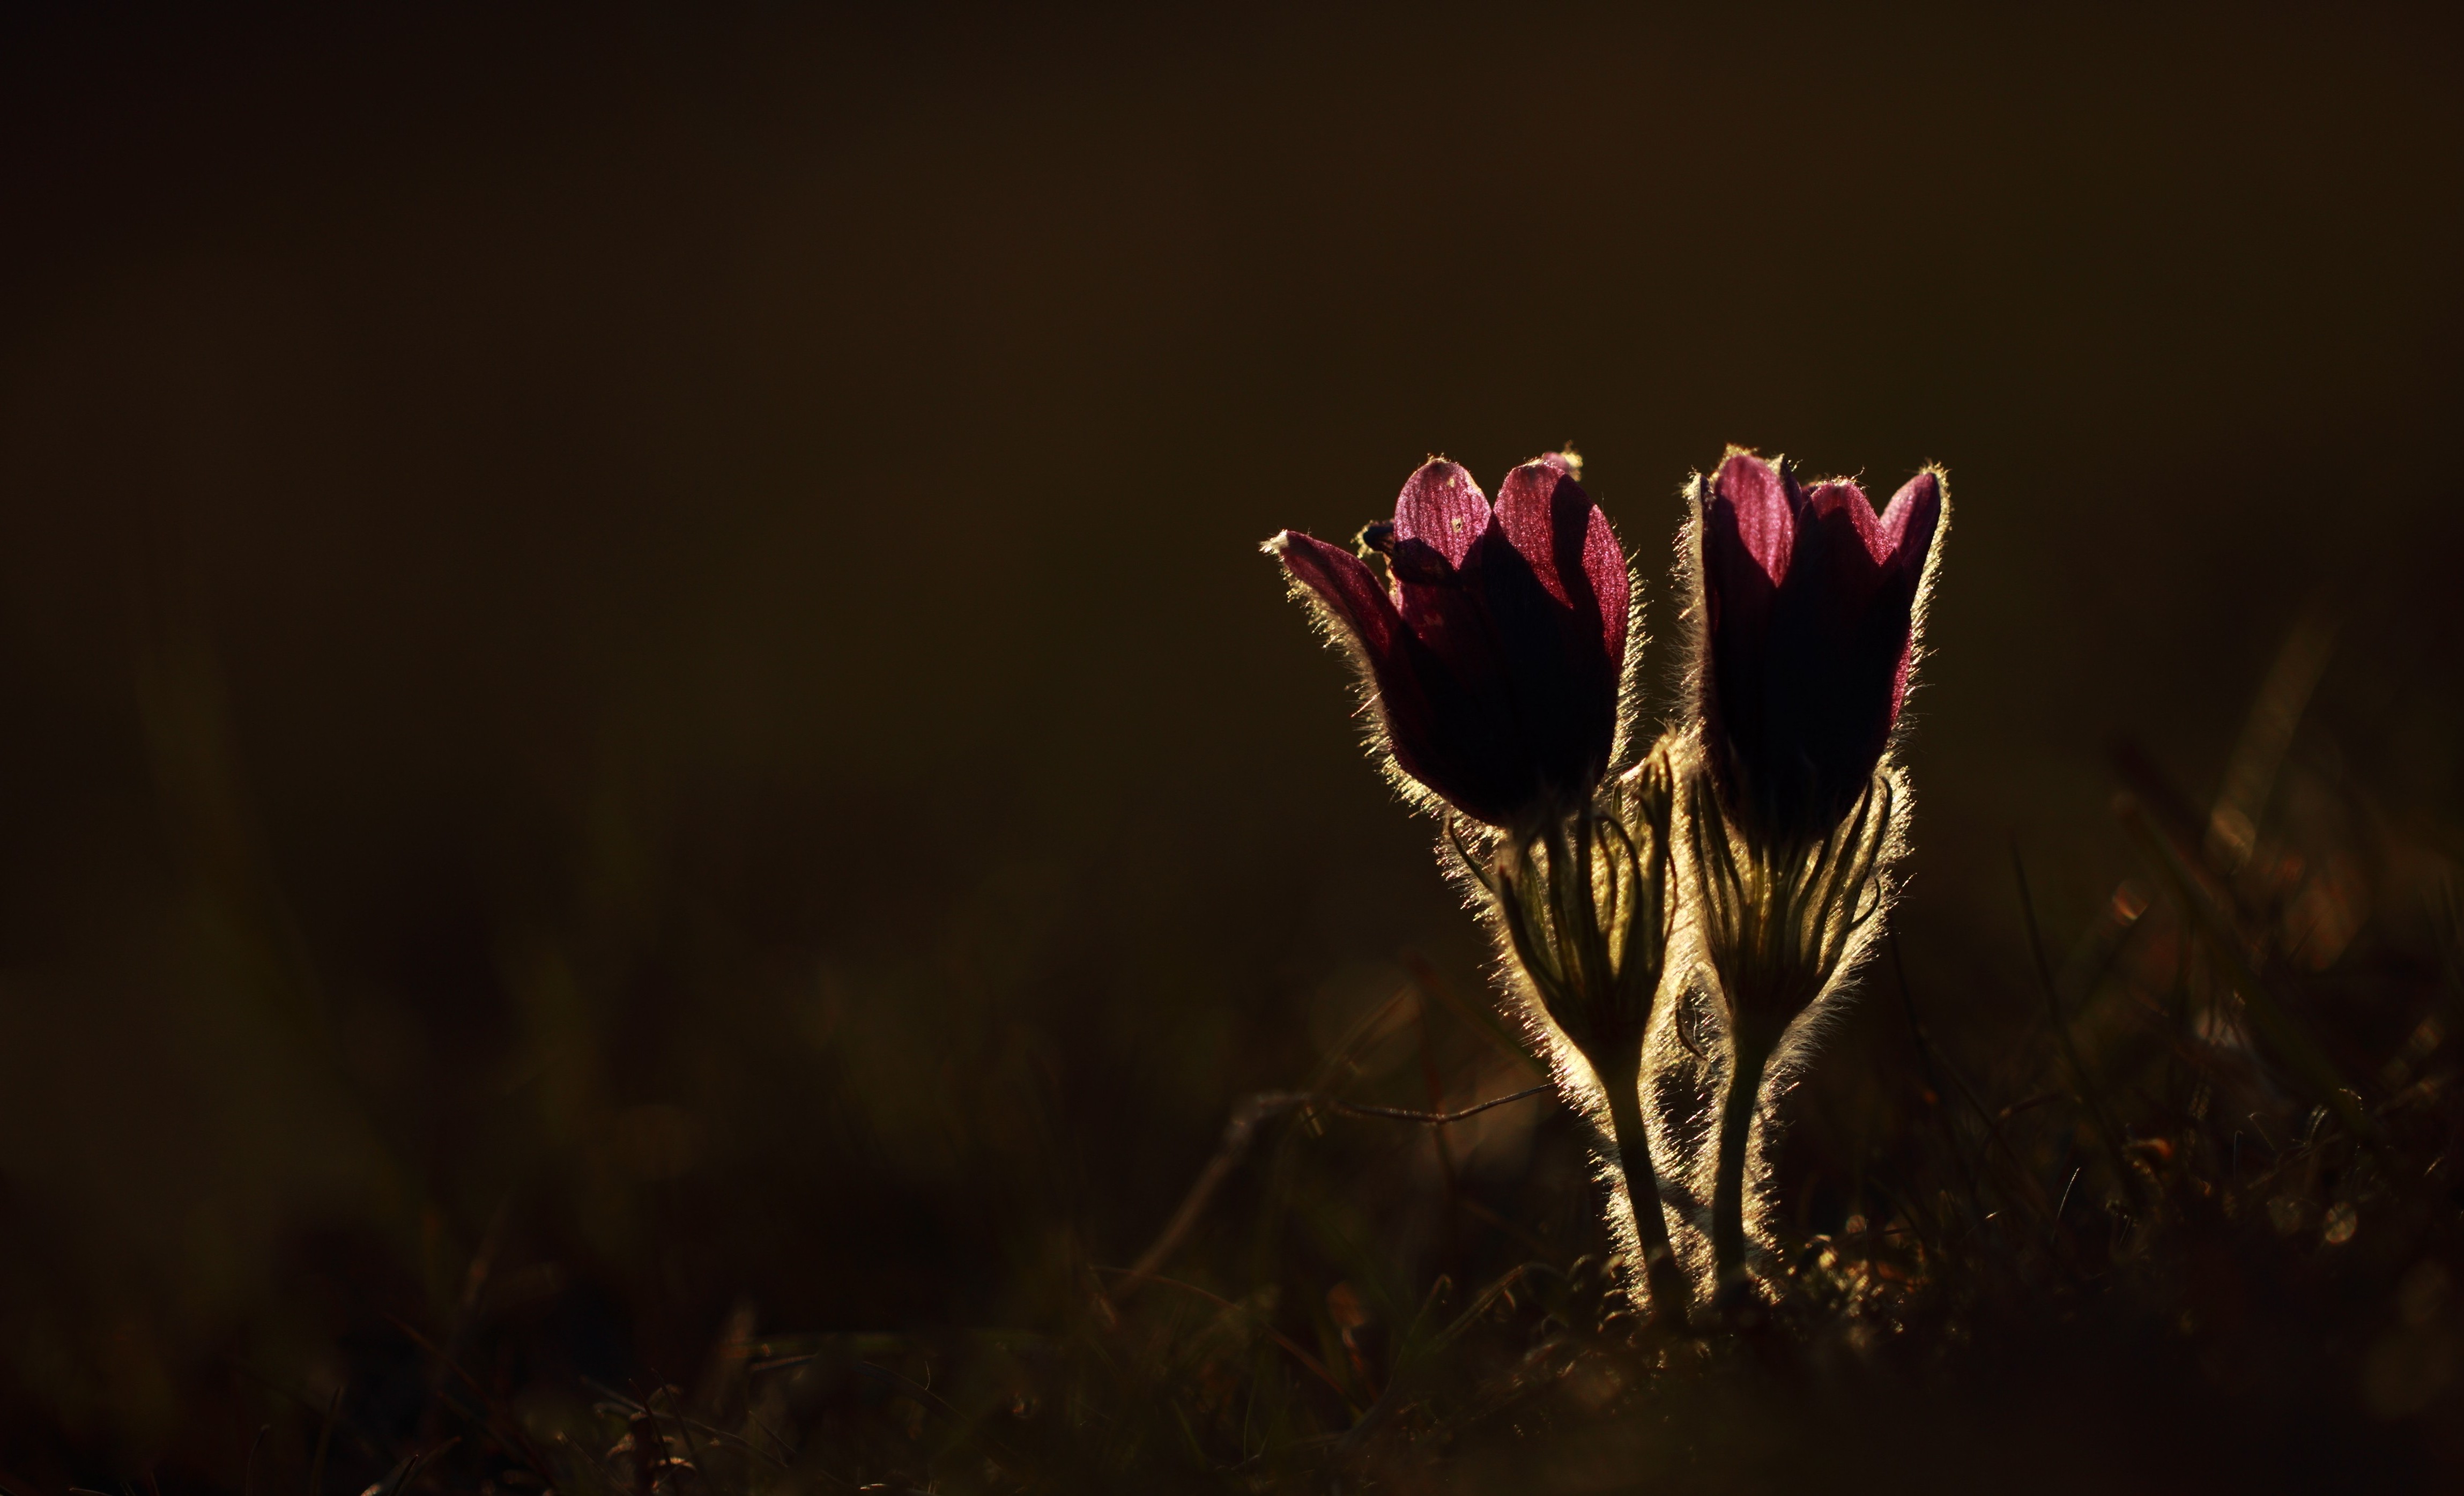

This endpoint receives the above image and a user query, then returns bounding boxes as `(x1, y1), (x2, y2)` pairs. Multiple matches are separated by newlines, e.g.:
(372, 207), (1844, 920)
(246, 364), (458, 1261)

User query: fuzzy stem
(1710, 1034), (1771, 1298)
(1601, 1056), (1690, 1329)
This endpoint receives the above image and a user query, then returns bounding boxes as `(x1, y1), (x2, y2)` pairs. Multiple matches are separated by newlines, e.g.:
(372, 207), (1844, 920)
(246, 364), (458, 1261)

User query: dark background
(1, 0), (2459, 1471)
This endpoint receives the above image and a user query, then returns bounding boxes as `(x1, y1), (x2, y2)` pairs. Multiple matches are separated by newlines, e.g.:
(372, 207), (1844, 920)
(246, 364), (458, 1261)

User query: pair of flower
(1267, 447), (1946, 1325)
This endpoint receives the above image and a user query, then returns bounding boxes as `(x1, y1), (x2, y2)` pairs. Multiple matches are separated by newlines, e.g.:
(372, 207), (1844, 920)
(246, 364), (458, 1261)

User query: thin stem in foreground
(1601, 1056), (1691, 1328)
(1710, 1035), (1771, 1299)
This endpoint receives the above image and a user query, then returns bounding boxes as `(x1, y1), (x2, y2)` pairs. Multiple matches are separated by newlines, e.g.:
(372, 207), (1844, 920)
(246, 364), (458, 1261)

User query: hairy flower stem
(1687, 767), (1896, 1313)
(1480, 751), (1688, 1330)
(1601, 1053), (1691, 1328)
(1710, 1031), (1773, 1300)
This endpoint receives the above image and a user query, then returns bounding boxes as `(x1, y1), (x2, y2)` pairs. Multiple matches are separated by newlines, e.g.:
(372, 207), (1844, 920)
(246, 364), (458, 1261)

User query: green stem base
(1603, 1062), (1690, 1331)
(1710, 1040), (1771, 1302)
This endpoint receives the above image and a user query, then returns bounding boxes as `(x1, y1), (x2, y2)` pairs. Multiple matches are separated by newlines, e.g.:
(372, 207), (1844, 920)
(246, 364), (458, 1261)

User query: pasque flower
(1681, 447), (1948, 1309)
(1693, 450), (1945, 841)
(1272, 455), (1691, 1325)
(1266, 454), (1630, 829)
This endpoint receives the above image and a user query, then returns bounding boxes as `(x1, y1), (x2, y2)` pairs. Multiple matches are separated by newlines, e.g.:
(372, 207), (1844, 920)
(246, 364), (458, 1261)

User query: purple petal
(1490, 457), (1628, 663)
(1791, 480), (1889, 631)
(1372, 460), (1503, 687)
(1876, 470), (1946, 719)
(1392, 458), (1491, 571)
(1271, 527), (1445, 783)
(1802, 478), (1885, 566)
(1480, 457), (1624, 799)
(1710, 451), (1799, 587)
(1877, 470), (1943, 578)
(1267, 529), (1407, 662)
(1385, 547), (1507, 707)
(1270, 527), (1521, 824)
(1582, 506), (1630, 670)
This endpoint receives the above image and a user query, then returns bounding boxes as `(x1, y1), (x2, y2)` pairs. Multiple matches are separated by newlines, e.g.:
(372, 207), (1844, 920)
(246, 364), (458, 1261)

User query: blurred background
(1, 2), (2460, 1484)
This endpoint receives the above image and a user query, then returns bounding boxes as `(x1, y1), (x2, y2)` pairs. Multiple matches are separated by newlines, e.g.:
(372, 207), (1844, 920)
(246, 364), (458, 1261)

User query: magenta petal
(1877, 469), (1945, 719)
(1489, 461), (1566, 600)
(1711, 452), (1799, 586)
(1801, 479), (1886, 566)
(1792, 480), (1889, 631)
(1383, 460), (1502, 676)
(1268, 529), (1407, 663)
(1877, 470), (1943, 577)
(1390, 554), (1506, 704)
(1492, 458), (1620, 617)
(1481, 457), (1624, 799)
(1580, 504), (1630, 667)
(1270, 525), (1538, 825)
(1393, 459), (1491, 571)
(1701, 453), (1791, 659)
(1493, 454), (1629, 679)
(1271, 528), (1451, 794)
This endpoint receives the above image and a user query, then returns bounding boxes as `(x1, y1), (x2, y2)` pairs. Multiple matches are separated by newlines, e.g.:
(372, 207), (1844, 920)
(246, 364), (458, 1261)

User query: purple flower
(1267, 454), (1631, 828)
(1693, 450), (1945, 839)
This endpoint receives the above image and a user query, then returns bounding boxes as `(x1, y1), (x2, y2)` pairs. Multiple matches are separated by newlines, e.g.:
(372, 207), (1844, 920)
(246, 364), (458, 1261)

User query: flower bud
(1267, 453), (1630, 830)
(1690, 450), (1943, 843)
